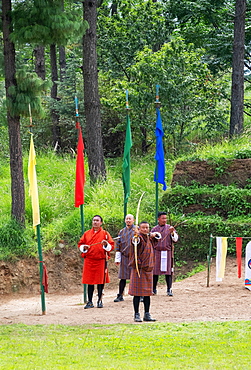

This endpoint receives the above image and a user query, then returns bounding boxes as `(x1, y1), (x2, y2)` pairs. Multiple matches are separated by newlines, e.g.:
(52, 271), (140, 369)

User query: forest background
(1, 0), (251, 263)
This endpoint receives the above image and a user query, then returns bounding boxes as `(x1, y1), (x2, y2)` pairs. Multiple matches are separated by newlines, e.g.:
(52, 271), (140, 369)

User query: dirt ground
(0, 257), (251, 325)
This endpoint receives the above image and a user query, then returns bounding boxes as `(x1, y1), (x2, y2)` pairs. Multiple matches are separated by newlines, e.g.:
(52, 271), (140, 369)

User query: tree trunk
(229, 0), (246, 137)
(2, 0), (25, 225)
(34, 45), (46, 80)
(50, 44), (61, 150)
(59, 46), (66, 82)
(83, 0), (106, 183)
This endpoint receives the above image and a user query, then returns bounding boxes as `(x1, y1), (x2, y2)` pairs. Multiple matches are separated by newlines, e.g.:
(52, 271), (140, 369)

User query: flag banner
(245, 241), (251, 290)
(122, 113), (132, 204)
(28, 134), (40, 228)
(154, 108), (167, 191)
(75, 127), (85, 207)
(216, 237), (227, 281)
(236, 237), (243, 278)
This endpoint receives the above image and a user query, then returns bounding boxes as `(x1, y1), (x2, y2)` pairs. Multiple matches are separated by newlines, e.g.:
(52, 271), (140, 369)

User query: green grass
(0, 322), (250, 369)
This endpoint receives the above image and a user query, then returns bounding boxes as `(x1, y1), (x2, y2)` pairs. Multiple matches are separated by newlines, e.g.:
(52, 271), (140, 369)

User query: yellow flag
(28, 134), (40, 228)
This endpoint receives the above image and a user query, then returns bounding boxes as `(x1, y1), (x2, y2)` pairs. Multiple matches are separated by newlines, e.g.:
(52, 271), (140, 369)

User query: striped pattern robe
(151, 224), (178, 275)
(115, 225), (135, 279)
(128, 233), (157, 296)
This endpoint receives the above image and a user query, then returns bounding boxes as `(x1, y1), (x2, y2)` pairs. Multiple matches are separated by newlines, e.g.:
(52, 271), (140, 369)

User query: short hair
(92, 215), (103, 222)
(158, 212), (167, 218)
(139, 221), (149, 226)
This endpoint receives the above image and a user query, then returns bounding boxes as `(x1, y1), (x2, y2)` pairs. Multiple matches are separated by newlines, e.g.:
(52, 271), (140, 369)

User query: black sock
(143, 296), (150, 313)
(97, 284), (104, 301)
(153, 275), (158, 291)
(119, 279), (126, 295)
(165, 275), (172, 291)
(133, 296), (140, 314)
(87, 285), (94, 302)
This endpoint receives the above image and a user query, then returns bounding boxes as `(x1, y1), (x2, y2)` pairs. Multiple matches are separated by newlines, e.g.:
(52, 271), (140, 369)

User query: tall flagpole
(28, 105), (46, 314)
(122, 90), (132, 224)
(124, 90), (129, 219)
(74, 96), (87, 302)
(155, 85), (161, 224)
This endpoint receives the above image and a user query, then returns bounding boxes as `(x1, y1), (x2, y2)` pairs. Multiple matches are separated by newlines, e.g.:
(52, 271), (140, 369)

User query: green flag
(122, 113), (132, 204)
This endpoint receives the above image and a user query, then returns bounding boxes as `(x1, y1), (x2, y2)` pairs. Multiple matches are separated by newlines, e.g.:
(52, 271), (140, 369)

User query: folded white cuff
(103, 242), (112, 252)
(115, 251), (121, 263)
(171, 232), (178, 242)
(79, 244), (88, 253)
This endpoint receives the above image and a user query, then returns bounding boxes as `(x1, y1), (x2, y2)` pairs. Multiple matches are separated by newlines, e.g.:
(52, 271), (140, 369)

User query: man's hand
(169, 226), (175, 235)
(79, 244), (90, 253)
(102, 240), (112, 252)
(150, 232), (161, 239)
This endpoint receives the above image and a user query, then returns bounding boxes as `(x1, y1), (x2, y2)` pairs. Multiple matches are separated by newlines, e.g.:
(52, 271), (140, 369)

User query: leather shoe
(114, 294), (124, 302)
(84, 301), (94, 309)
(97, 300), (103, 308)
(134, 313), (142, 322)
(143, 312), (156, 322)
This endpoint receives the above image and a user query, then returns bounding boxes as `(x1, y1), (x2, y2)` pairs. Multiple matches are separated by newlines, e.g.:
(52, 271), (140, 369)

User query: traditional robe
(78, 227), (114, 285)
(128, 233), (157, 296)
(115, 225), (135, 279)
(151, 224), (178, 275)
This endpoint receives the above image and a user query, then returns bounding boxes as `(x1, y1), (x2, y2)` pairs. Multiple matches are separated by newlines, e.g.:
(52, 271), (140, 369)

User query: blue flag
(154, 108), (167, 191)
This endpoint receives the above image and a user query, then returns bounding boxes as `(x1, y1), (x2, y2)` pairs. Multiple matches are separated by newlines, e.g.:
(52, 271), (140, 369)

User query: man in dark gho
(151, 212), (178, 296)
(128, 221), (160, 322)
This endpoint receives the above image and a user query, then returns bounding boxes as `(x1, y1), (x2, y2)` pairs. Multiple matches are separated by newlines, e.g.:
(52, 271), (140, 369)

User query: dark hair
(92, 215), (103, 222)
(158, 212), (167, 218)
(139, 221), (149, 226)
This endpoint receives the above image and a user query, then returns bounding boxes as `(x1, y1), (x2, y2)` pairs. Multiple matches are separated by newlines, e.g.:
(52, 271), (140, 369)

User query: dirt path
(1, 258), (251, 325)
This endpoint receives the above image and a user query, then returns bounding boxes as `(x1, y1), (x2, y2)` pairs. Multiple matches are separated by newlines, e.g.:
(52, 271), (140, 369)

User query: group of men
(78, 212), (178, 322)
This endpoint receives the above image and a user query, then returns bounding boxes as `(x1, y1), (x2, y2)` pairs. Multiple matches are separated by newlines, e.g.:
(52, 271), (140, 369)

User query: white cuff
(79, 244), (88, 253)
(171, 232), (178, 242)
(103, 242), (112, 252)
(115, 251), (121, 263)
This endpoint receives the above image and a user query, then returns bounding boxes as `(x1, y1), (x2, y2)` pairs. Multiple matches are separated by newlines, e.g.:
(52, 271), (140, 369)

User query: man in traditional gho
(78, 215), (114, 309)
(151, 212), (178, 296)
(114, 214), (135, 302)
(128, 221), (160, 322)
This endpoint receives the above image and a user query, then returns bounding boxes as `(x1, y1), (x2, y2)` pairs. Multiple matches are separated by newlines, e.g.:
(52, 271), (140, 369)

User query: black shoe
(143, 312), (156, 322)
(84, 301), (94, 309)
(153, 289), (157, 295)
(167, 290), (173, 296)
(114, 294), (124, 302)
(140, 296), (144, 302)
(97, 300), (103, 308)
(134, 313), (142, 322)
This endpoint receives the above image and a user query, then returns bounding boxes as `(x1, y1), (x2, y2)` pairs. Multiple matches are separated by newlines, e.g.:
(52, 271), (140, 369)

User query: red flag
(75, 127), (85, 207)
(236, 237), (242, 278)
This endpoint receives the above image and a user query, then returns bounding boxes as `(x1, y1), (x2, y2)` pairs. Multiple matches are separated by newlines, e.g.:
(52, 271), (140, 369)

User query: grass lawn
(0, 321), (250, 369)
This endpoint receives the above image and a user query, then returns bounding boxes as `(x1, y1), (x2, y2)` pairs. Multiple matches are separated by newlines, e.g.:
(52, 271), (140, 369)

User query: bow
(133, 192), (145, 277)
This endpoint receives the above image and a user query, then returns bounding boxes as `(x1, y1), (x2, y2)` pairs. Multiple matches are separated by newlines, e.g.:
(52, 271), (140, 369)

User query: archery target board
(245, 241), (251, 291)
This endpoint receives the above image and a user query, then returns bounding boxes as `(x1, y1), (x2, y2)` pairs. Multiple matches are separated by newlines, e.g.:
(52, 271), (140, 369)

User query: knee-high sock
(143, 296), (150, 313)
(165, 275), (172, 290)
(119, 279), (126, 295)
(153, 275), (159, 290)
(133, 296), (140, 314)
(97, 284), (104, 301)
(88, 284), (94, 302)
